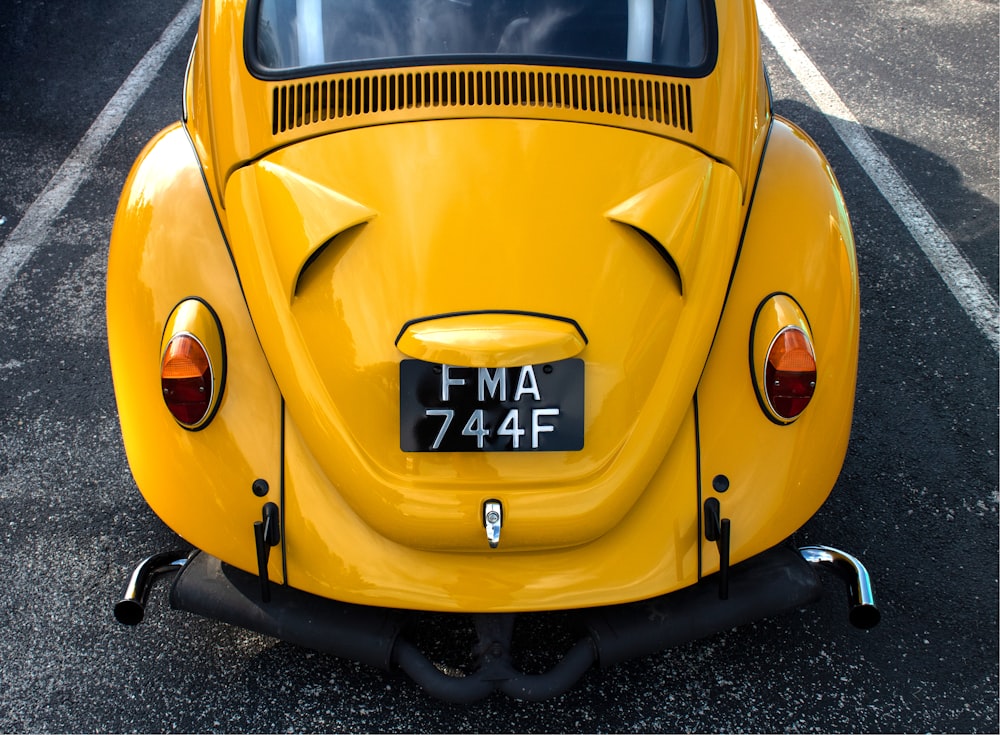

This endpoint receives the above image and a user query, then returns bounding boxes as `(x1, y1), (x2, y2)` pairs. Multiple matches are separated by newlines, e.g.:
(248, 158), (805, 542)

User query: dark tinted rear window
(254, 0), (712, 74)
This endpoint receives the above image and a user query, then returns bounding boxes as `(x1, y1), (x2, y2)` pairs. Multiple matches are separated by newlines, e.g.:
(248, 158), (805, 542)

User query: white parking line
(0, 0), (200, 301)
(756, 0), (1000, 355)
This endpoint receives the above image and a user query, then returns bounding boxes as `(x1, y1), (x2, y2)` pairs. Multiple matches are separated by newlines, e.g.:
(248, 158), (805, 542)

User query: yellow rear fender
(697, 117), (860, 574)
(107, 123), (284, 583)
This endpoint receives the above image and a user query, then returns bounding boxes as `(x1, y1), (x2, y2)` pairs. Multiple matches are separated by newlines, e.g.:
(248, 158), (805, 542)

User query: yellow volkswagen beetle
(110, 0), (879, 701)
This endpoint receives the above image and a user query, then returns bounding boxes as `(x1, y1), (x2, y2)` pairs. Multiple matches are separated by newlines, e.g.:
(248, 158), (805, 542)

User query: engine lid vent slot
(271, 67), (693, 136)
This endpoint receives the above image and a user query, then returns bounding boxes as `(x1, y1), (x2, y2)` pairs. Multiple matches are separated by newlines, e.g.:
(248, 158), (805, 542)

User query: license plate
(400, 359), (584, 452)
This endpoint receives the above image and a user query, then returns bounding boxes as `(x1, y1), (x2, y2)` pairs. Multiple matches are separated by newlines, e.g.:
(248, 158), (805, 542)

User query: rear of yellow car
(109, 0), (878, 701)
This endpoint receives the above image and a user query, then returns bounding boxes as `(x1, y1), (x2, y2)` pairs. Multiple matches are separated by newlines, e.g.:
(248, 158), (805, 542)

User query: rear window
(253, 0), (713, 75)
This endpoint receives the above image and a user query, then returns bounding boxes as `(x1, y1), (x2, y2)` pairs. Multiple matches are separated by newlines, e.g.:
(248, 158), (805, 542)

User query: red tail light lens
(764, 327), (816, 420)
(161, 334), (212, 426)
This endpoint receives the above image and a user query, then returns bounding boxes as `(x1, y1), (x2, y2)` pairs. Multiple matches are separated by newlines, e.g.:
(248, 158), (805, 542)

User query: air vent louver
(272, 68), (693, 136)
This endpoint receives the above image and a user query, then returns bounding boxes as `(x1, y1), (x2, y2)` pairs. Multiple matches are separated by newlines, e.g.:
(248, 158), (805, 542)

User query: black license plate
(400, 359), (584, 452)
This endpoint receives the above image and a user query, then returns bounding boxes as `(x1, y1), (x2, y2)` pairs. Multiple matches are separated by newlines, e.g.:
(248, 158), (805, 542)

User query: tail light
(751, 294), (816, 424)
(764, 327), (816, 420)
(162, 334), (212, 425)
(160, 299), (225, 430)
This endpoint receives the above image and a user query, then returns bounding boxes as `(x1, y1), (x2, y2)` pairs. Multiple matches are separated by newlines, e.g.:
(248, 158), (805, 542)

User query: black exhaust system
(115, 543), (878, 702)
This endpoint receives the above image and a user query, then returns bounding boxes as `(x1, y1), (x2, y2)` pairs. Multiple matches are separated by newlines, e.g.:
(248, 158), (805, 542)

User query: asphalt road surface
(0, 0), (996, 731)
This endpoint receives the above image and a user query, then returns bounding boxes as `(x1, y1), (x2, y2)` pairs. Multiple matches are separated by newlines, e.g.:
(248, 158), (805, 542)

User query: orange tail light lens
(764, 327), (816, 420)
(161, 334), (213, 427)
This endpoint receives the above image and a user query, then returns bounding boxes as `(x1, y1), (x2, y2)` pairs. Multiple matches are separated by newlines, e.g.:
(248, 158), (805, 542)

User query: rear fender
(107, 123), (283, 582)
(696, 118), (860, 574)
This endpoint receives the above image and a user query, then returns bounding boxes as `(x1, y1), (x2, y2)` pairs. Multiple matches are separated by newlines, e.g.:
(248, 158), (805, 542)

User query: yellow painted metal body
(108, 126), (285, 585)
(107, 0), (858, 612)
(697, 119), (859, 575)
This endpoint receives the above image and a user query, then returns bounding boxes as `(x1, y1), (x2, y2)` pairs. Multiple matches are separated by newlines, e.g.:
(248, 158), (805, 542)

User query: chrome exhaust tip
(115, 551), (189, 625)
(799, 545), (880, 629)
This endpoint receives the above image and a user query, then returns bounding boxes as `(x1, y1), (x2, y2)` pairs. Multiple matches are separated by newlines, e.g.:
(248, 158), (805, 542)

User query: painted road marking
(757, 0), (999, 355)
(0, 0), (200, 300)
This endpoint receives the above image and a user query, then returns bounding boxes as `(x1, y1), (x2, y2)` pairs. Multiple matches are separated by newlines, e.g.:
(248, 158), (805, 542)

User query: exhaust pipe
(114, 551), (189, 625)
(799, 545), (880, 629)
(114, 544), (877, 700)
(166, 546), (823, 701)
